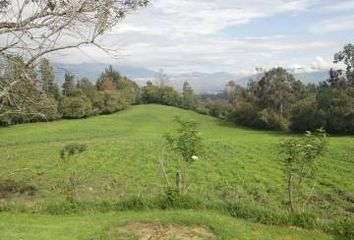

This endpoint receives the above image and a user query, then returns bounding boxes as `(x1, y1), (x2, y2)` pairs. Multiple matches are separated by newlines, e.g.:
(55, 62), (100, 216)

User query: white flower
(191, 155), (199, 161)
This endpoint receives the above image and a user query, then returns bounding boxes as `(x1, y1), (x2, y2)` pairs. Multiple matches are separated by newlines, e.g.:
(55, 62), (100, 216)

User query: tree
(59, 95), (92, 119)
(62, 72), (76, 96)
(141, 81), (161, 103)
(92, 91), (126, 114)
(77, 78), (96, 102)
(0, 0), (148, 114)
(96, 65), (120, 91)
(182, 81), (197, 110)
(0, 56), (59, 124)
(165, 118), (203, 195)
(280, 129), (327, 213)
(255, 67), (304, 121)
(334, 43), (354, 86)
(39, 58), (60, 99)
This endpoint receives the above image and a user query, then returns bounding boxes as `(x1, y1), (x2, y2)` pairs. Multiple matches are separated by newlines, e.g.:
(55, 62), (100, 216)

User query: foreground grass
(0, 210), (334, 240)
(0, 104), (353, 220)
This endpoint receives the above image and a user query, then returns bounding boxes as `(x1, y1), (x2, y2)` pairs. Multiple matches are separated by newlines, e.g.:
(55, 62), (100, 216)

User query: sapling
(280, 129), (327, 213)
(164, 117), (203, 195)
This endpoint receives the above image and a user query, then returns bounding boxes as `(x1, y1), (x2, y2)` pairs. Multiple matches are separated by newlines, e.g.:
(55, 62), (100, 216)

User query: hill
(0, 105), (352, 239)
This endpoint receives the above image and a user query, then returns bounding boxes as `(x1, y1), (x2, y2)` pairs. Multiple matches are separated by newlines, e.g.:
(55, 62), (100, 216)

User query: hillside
(0, 104), (353, 239)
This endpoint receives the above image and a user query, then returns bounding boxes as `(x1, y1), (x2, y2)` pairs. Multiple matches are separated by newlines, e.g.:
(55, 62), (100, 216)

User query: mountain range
(54, 63), (329, 94)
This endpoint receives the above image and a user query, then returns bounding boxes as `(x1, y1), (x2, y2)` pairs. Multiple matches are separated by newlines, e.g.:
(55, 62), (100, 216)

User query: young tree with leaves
(280, 129), (328, 213)
(164, 117), (203, 195)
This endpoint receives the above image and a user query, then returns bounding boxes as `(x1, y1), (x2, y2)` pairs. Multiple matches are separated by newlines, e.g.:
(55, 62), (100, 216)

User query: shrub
(59, 96), (92, 119)
(159, 187), (201, 209)
(59, 143), (87, 161)
(226, 202), (288, 226)
(328, 218), (354, 240)
(289, 212), (318, 229)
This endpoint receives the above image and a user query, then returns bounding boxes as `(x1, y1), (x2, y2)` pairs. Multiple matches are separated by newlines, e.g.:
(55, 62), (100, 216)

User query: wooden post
(176, 171), (182, 194)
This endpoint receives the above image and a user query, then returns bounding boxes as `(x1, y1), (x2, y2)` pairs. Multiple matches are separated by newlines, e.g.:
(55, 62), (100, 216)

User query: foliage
(165, 117), (203, 164)
(328, 218), (354, 240)
(182, 81), (198, 110)
(141, 81), (183, 107)
(62, 72), (76, 96)
(59, 95), (92, 119)
(93, 91), (127, 114)
(280, 129), (328, 213)
(59, 143), (87, 161)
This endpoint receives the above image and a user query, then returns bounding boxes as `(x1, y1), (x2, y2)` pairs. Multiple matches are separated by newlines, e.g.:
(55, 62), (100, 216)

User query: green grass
(0, 104), (353, 220)
(0, 210), (334, 240)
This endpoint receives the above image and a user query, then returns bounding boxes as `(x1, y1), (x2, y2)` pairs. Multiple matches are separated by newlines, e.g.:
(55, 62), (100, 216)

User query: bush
(159, 187), (201, 209)
(59, 96), (92, 119)
(93, 91), (127, 114)
(328, 218), (354, 240)
(59, 142), (87, 161)
(289, 212), (318, 229)
(226, 202), (288, 226)
(253, 109), (288, 130)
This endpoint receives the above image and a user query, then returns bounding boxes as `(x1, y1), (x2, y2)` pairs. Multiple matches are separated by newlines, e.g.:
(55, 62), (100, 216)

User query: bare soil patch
(109, 221), (217, 240)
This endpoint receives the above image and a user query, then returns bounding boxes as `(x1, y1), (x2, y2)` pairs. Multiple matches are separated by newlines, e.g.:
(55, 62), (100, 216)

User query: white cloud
(50, 0), (348, 73)
(310, 15), (354, 33)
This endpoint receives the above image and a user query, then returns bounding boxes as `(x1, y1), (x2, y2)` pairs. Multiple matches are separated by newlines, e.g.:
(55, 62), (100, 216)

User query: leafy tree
(93, 91), (127, 114)
(77, 78), (96, 102)
(165, 117), (203, 194)
(62, 72), (76, 96)
(141, 81), (161, 103)
(205, 100), (231, 119)
(255, 67), (304, 121)
(280, 129), (328, 213)
(39, 58), (60, 99)
(59, 96), (92, 119)
(290, 97), (325, 133)
(334, 43), (354, 86)
(182, 81), (197, 110)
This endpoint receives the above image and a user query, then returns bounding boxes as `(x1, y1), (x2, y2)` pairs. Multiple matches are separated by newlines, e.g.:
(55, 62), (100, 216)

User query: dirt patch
(0, 179), (37, 198)
(108, 221), (217, 240)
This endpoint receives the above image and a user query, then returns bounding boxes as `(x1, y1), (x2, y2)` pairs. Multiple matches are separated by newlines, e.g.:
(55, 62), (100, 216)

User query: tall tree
(255, 67), (304, 120)
(0, 0), (148, 114)
(39, 58), (60, 99)
(62, 72), (76, 97)
(334, 43), (354, 86)
(182, 81), (197, 110)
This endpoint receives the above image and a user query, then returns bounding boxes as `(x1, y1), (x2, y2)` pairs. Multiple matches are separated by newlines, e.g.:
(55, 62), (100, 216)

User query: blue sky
(56, 0), (354, 74)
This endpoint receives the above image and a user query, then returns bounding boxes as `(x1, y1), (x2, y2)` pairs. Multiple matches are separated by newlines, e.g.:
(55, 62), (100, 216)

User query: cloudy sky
(55, 0), (354, 74)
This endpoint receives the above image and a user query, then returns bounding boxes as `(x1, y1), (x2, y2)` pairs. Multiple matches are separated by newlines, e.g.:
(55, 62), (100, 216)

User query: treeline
(202, 44), (354, 134)
(0, 59), (140, 126)
(1, 44), (353, 135)
(0, 58), (199, 126)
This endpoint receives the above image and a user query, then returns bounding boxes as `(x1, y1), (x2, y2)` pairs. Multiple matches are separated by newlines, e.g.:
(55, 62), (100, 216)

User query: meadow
(0, 104), (353, 239)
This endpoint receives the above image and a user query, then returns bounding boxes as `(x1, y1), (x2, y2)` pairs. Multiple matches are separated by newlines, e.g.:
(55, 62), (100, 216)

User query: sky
(53, 0), (354, 74)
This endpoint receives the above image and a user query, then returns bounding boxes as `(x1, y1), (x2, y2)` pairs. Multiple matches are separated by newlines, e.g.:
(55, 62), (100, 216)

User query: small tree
(280, 129), (328, 213)
(59, 143), (87, 202)
(164, 117), (203, 195)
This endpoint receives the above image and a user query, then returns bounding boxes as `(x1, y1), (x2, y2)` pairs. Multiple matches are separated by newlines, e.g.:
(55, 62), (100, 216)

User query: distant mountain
(53, 63), (329, 94)
(53, 62), (156, 82)
(168, 72), (238, 94)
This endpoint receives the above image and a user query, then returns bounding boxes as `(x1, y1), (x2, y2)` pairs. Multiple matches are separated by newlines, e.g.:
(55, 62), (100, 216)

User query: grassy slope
(0, 210), (334, 240)
(0, 104), (353, 218)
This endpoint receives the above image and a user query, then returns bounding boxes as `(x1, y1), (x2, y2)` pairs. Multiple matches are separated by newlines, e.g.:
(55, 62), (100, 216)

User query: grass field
(0, 210), (335, 240)
(0, 104), (353, 238)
